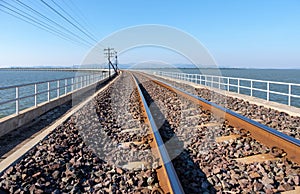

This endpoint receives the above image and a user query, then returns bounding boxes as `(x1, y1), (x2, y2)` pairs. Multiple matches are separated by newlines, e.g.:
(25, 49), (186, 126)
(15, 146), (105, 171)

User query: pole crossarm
(104, 47), (118, 77)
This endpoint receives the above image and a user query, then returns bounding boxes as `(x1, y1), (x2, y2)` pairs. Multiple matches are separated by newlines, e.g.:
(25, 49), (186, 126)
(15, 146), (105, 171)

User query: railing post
(227, 78), (230, 91)
(211, 76), (213, 88)
(77, 77), (79, 89)
(237, 78), (240, 94)
(47, 82), (50, 101)
(267, 81), (270, 101)
(65, 79), (67, 95)
(16, 87), (19, 115)
(250, 80), (253, 96)
(288, 84), (291, 106)
(204, 75), (207, 86)
(57, 80), (60, 97)
(71, 78), (74, 91)
(34, 84), (37, 107)
(218, 77), (221, 89)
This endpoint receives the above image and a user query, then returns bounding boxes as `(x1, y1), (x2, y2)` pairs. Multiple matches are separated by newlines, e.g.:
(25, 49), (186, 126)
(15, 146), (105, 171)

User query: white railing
(0, 70), (114, 117)
(154, 71), (300, 107)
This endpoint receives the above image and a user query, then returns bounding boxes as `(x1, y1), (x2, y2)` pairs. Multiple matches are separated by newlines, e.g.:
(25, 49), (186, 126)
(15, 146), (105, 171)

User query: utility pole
(104, 47), (118, 78)
(114, 51), (118, 74)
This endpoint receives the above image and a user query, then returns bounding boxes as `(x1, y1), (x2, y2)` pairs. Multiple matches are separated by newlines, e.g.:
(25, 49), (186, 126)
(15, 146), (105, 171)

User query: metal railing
(154, 71), (300, 107)
(0, 71), (113, 117)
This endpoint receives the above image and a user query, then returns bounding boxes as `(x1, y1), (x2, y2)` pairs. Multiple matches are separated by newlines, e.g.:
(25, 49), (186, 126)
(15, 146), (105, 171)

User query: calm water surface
(0, 70), (95, 117)
(1, 68), (300, 117)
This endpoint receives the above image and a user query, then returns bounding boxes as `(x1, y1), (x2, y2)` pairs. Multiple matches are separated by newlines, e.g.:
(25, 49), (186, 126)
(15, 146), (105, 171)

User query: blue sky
(0, 0), (300, 68)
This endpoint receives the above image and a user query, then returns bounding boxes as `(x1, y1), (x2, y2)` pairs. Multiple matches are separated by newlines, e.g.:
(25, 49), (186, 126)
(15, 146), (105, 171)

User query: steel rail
(138, 72), (300, 164)
(131, 74), (184, 194)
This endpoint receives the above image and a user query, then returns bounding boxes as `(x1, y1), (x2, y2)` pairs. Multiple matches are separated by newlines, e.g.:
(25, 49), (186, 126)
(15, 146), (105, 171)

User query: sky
(0, 0), (300, 68)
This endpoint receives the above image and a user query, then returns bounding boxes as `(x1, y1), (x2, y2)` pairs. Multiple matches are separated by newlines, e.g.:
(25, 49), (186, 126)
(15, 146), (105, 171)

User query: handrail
(152, 71), (300, 107)
(0, 70), (114, 117)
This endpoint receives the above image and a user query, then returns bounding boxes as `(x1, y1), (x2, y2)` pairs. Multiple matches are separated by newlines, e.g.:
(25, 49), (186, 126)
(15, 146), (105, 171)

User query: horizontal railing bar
(154, 71), (300, 107)
(0, 73), (101, 90)
(290, 94), (300, 98)
(0, 99), (17, 106)
(0, 74), (108, 113)
(36, 77), (101, 94)
(165, 72), (300, 86)
(0, 75), (102, 99)
(159, 71), (300, 92)
(208, 75), (300, 86)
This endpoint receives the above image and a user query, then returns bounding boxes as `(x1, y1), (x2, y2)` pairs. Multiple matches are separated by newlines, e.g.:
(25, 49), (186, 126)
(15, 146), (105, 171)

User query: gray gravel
(153, 75), (300, 140)
(0, 72), (160, 193)
(136, 73), (300, 193)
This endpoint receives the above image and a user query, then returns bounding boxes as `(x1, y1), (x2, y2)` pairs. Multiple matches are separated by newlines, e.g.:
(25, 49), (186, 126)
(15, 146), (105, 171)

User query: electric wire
(40, 0), (99, 44)
(0, 6), (85, 47)
(0, 0), (111, 62)
(0, 1), (93, 48)
(50, 0), (98, 42)
(13, 0), (95, 47)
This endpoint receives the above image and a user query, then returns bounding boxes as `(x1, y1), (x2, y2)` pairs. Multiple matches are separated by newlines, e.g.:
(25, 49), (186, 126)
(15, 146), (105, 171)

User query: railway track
(133, 71), (300, 193)
(0, 72), (183, 193)
(0, 70), (299, 193)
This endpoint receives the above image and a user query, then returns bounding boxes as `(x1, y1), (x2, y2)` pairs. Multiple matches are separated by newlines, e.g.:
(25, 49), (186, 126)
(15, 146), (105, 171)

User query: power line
(1, 0), (110, 63)
(48, 0), (107, 50)
(40, 0), (99, 45)
(50, 0), (98, 42)
(0, 6), (85, 47)
(0, 2), (89, 48)
(14, 0), (95, 47)
(63, 0), (98, 38)
(0, 1), (93, 48)
(52, 0), (107, 52)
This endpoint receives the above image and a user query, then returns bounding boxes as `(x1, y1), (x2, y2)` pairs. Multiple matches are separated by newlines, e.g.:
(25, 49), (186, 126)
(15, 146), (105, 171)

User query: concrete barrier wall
(0, 77), (110, 137)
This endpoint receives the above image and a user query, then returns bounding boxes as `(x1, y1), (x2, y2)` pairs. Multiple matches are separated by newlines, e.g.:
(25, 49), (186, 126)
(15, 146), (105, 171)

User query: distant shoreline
(1, 67), (300, 70)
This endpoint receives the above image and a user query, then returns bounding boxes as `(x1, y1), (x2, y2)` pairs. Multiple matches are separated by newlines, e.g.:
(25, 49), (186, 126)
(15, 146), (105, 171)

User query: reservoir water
(0, 68), (300, 118)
